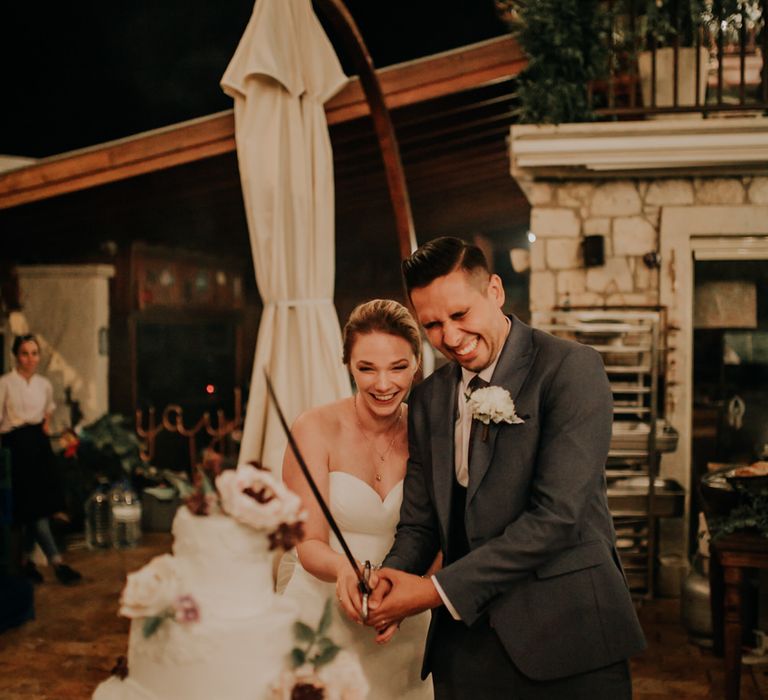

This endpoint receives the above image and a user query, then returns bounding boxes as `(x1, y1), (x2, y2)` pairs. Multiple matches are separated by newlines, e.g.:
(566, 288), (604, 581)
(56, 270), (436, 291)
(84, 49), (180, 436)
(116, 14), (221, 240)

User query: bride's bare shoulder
(291, 397), (349, 440)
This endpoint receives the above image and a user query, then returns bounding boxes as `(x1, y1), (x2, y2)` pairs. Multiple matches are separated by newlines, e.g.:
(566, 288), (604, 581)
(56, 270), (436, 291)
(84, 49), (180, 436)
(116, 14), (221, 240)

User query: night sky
(1, 1), (507, 158)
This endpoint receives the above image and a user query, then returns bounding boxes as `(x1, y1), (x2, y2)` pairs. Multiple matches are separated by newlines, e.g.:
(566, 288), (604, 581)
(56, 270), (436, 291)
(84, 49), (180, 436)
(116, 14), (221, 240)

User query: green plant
(642, 0), (707, 47)
(54, 414), (145, 529)
(708, 487), (768, 540)
(640, 0), (762, 47)
(702, 0), (763, 43)
(77, 414), (144, 478)
(509, 0), (610, 124)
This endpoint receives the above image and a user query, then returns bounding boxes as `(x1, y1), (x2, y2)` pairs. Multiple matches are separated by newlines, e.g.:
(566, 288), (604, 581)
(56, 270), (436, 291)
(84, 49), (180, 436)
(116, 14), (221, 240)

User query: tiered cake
(93, 463), (367, 700)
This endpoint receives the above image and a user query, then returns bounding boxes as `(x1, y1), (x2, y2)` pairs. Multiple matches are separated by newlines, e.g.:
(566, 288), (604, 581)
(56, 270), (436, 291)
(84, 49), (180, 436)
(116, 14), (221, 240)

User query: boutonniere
(465, 385), (525, 441)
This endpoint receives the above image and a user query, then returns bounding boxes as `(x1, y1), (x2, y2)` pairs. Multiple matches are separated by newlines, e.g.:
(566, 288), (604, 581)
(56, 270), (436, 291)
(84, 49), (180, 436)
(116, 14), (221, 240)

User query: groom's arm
(383, 385), (441, 575)
(433, 344), (613, 626)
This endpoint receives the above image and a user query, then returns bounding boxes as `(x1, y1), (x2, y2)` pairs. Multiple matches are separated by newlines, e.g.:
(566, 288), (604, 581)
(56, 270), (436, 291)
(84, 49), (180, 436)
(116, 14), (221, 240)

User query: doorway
(690, 255), (768, 553)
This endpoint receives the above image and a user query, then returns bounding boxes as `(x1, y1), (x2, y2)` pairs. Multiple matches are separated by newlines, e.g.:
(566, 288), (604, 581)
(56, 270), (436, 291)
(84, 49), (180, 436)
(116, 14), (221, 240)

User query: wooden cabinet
(109, 243), (250, 420)
(133, 254), (244, 311)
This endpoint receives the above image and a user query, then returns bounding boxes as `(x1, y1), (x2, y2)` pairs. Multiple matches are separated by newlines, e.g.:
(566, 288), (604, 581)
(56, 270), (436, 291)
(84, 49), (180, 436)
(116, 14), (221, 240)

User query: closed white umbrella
(221, 0), (351, 474)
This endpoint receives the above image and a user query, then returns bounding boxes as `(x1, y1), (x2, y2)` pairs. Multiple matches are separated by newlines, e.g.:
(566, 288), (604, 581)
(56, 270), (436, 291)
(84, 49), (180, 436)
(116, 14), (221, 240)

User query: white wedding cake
(93, 463), (368, 700)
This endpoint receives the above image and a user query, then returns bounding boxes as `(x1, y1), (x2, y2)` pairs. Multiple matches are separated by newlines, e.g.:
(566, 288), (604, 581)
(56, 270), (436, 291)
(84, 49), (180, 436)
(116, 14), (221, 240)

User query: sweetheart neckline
(329, 471), (404, 504)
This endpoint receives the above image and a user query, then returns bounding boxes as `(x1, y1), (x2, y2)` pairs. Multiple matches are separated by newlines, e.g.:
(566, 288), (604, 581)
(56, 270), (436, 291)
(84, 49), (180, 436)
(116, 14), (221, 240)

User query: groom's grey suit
(383, 315), (646, 683)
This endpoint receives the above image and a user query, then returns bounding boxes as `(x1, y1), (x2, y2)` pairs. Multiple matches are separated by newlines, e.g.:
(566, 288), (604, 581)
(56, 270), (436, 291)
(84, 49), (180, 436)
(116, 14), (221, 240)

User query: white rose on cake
(119, 554), (181, 619)
(216, 463), (304, 532)
(318, 650), (370, 700)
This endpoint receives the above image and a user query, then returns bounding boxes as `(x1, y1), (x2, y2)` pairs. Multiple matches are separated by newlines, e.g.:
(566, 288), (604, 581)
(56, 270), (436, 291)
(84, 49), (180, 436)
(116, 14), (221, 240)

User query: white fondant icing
(93, 506), (298, 700)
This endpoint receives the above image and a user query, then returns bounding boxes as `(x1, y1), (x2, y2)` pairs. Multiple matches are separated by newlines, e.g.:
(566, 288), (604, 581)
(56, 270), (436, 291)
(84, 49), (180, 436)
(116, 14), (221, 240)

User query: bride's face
(349, 332), (417, 418)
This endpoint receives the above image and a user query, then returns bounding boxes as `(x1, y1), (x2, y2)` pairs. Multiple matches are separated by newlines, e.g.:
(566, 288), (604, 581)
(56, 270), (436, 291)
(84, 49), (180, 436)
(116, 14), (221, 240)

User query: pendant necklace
(353, 394), (402, 481)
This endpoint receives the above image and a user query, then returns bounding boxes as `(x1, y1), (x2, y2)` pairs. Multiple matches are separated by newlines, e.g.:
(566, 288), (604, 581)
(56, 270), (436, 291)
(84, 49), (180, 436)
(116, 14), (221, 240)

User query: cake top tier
(215, 463), (304, 536)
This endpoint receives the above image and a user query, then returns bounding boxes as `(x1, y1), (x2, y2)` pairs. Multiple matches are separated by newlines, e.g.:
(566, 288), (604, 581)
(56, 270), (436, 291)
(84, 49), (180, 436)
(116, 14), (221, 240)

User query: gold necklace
(353, 395), (403, 481)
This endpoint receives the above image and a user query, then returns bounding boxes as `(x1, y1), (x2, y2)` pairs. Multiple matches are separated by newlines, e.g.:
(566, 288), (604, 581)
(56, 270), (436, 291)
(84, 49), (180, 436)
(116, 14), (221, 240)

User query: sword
(264, 372), (373, 619)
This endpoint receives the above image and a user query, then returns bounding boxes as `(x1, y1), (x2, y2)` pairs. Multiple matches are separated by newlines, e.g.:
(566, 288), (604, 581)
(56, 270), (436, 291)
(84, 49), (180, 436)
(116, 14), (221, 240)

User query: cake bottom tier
(93, 602), (297, 700)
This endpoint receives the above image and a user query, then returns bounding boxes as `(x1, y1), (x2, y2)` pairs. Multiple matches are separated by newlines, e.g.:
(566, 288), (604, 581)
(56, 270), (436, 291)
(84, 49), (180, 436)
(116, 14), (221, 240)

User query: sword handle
(359, 560), (372, 621)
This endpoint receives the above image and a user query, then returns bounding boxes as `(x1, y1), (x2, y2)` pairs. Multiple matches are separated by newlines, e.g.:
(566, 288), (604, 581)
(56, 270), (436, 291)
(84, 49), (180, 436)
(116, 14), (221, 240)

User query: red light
(205, 384), (215, 395)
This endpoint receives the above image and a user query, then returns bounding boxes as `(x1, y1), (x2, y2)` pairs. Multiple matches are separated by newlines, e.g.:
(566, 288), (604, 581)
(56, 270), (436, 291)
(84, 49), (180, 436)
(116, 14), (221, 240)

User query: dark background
(1, 0), (507, 158)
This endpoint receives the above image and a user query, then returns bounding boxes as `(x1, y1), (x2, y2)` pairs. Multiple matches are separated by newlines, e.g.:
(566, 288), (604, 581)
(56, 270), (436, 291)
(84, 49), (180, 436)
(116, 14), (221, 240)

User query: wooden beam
(0, 35), (524, 211)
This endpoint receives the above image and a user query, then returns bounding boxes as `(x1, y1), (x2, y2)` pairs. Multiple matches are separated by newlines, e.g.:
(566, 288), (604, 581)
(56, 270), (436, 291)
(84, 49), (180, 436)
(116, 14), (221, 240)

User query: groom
(340, 237), (645, 698)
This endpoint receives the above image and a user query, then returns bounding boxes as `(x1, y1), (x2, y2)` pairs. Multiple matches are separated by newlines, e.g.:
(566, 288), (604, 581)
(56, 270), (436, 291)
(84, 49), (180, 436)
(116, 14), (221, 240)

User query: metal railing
(591, 0), (768, 117)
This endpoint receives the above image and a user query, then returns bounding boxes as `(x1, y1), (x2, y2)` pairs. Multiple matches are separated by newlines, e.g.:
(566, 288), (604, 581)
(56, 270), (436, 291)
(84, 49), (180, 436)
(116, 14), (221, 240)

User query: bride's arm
(282, 410), (348, 584)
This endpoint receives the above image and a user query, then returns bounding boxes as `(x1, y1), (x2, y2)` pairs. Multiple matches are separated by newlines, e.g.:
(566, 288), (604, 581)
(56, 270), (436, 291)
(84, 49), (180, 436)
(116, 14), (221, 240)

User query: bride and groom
(279, 237), (645, 699)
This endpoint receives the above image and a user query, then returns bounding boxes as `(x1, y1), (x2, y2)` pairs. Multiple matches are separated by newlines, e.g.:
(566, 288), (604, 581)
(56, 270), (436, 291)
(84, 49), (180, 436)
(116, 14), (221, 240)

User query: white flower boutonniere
(466, 385), (525, 440)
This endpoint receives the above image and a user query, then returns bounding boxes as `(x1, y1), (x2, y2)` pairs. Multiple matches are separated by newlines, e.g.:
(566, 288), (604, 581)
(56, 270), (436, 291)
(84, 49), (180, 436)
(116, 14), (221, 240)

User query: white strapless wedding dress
(278, 471), (433, 700)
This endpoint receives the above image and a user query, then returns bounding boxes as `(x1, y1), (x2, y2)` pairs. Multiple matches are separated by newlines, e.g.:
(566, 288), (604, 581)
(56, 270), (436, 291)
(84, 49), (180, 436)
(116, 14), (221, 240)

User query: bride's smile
(350, 332), (417, 422)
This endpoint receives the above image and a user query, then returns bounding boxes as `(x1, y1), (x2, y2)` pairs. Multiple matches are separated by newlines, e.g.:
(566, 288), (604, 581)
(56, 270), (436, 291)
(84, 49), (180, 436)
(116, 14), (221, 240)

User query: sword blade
(263, 372), (370, 595)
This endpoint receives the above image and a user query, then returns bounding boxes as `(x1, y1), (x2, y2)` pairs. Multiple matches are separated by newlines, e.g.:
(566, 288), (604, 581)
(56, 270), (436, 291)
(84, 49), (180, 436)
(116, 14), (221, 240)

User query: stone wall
(523, 175), (768, 321)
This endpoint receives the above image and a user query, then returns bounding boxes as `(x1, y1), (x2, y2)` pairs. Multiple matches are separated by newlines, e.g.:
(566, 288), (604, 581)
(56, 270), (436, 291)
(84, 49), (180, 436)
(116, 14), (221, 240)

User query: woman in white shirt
(0, 334), (81, 585)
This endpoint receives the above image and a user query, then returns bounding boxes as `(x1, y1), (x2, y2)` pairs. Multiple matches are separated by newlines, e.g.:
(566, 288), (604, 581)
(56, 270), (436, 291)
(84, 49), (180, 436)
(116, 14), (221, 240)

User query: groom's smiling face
(411, 268), (507, 372)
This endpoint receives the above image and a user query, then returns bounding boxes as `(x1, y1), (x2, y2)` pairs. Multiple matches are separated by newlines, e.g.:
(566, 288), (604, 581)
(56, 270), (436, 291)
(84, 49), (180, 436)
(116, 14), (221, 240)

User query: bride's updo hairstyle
(342, 299), (422, 367)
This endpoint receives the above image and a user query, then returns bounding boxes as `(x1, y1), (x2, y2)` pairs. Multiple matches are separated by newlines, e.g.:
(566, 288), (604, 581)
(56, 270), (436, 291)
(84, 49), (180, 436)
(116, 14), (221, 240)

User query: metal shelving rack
(538, 309), (664, 597)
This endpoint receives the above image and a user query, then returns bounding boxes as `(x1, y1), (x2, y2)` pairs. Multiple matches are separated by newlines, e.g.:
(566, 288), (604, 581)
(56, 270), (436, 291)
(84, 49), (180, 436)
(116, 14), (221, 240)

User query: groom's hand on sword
(366, 568), (441, 629)
(365, 570), (400, 645)
(336, 568), (402, 644)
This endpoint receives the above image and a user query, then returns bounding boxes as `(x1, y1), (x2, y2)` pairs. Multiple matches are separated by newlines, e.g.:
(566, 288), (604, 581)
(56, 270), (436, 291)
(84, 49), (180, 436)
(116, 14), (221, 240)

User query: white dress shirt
(432, 317), (511, 619)
(0, 369), (55, 434)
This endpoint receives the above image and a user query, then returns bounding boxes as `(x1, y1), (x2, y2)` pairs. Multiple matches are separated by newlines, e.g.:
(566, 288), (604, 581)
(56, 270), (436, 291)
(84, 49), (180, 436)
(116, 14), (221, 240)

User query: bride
(279, 299), (434, 699)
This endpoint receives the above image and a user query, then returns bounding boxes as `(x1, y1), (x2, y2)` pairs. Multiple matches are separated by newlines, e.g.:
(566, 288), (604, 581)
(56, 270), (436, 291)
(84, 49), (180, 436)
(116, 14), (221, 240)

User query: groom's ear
(487, 273), (505, 308)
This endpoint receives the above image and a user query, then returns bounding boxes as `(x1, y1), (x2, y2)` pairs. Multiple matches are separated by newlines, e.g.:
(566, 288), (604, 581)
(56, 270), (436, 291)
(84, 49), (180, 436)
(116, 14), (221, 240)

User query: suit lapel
(467, 316), (536, 505)
(430, 364), (460, 539)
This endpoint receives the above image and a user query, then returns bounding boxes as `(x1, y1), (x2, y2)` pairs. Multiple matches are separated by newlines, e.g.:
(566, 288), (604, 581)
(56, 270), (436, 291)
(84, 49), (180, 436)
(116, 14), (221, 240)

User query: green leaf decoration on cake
(142, 615), (165, 639)
(293, 621), (316, 643)
(312, 643), (340, 668)
(317, 598), (332, 635)
(290, 648), (307, 669)
(290, 598), (343, 670)
(315, 637), (335, 654)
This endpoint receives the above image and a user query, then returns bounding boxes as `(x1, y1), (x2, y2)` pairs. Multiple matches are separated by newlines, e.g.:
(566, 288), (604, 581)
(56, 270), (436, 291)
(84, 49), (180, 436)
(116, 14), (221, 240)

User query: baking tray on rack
(607, 477), (685, 517)
(610, 420), (679, 453)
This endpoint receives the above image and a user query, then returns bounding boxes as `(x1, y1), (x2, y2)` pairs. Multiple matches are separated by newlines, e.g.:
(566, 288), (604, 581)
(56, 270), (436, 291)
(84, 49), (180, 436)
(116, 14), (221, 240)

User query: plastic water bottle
(110, 481), (142, 548)
(84, 484), (112, 549)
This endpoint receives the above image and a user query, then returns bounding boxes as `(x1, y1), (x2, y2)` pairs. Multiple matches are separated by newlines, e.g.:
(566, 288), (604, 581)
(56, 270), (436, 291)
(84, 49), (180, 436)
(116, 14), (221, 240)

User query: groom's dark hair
(402, 236), (489, 294)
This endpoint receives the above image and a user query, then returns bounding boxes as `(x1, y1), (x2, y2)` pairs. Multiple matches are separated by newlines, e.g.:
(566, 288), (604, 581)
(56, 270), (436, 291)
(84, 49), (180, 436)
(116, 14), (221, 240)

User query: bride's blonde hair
(342, 299), (421, 366)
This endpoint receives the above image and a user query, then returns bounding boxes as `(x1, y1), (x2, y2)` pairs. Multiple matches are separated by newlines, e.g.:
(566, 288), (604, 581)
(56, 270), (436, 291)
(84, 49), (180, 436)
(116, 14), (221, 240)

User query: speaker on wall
(583, 235), (605, 267)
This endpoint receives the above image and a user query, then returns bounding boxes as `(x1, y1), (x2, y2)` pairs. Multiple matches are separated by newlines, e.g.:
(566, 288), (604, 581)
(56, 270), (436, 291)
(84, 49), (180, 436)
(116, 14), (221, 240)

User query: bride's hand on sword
(335, 562), (367, 624)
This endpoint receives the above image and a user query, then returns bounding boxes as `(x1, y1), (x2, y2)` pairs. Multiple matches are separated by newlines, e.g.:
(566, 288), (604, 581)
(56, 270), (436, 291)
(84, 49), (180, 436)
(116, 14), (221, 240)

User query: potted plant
(499, 0), (610, 123)
(636, 0), (710, 109)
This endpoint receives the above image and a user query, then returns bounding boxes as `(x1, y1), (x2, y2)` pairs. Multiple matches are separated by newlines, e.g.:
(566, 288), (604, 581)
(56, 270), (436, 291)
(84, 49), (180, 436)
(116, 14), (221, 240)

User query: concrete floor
(0, 534), (766, 699)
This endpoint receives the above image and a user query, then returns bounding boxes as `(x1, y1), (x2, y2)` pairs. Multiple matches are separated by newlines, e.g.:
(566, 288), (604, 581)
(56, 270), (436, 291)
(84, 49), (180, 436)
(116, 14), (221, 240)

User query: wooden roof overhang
(0, 35), (525, 213)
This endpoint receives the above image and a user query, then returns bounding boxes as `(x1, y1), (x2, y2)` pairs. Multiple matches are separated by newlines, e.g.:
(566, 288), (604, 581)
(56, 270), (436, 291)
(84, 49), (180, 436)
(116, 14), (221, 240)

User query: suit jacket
(383, 315), (646, 681)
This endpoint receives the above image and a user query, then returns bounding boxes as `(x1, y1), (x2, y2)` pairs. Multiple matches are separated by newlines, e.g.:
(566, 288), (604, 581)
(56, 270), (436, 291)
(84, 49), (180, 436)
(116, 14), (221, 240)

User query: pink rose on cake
(216, 463), (305, 537)
(119, 554), (201, 639)
(119, 554), (181, 619)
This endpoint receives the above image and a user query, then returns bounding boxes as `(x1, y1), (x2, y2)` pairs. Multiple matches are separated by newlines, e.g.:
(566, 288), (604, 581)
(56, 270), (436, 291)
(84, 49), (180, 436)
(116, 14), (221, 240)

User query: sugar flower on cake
(118, 554), (200, 639)
(173, 594), (200, 624)
(271, 600), (369, 699)
(317, 651), (369, 700)
(216, 463), (305, 546)
(119, 554), (181, 619)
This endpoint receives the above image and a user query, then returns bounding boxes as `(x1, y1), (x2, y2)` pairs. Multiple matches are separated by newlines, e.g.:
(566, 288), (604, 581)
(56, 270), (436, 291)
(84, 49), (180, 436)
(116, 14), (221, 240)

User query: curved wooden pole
(313, 0), (417, 260)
